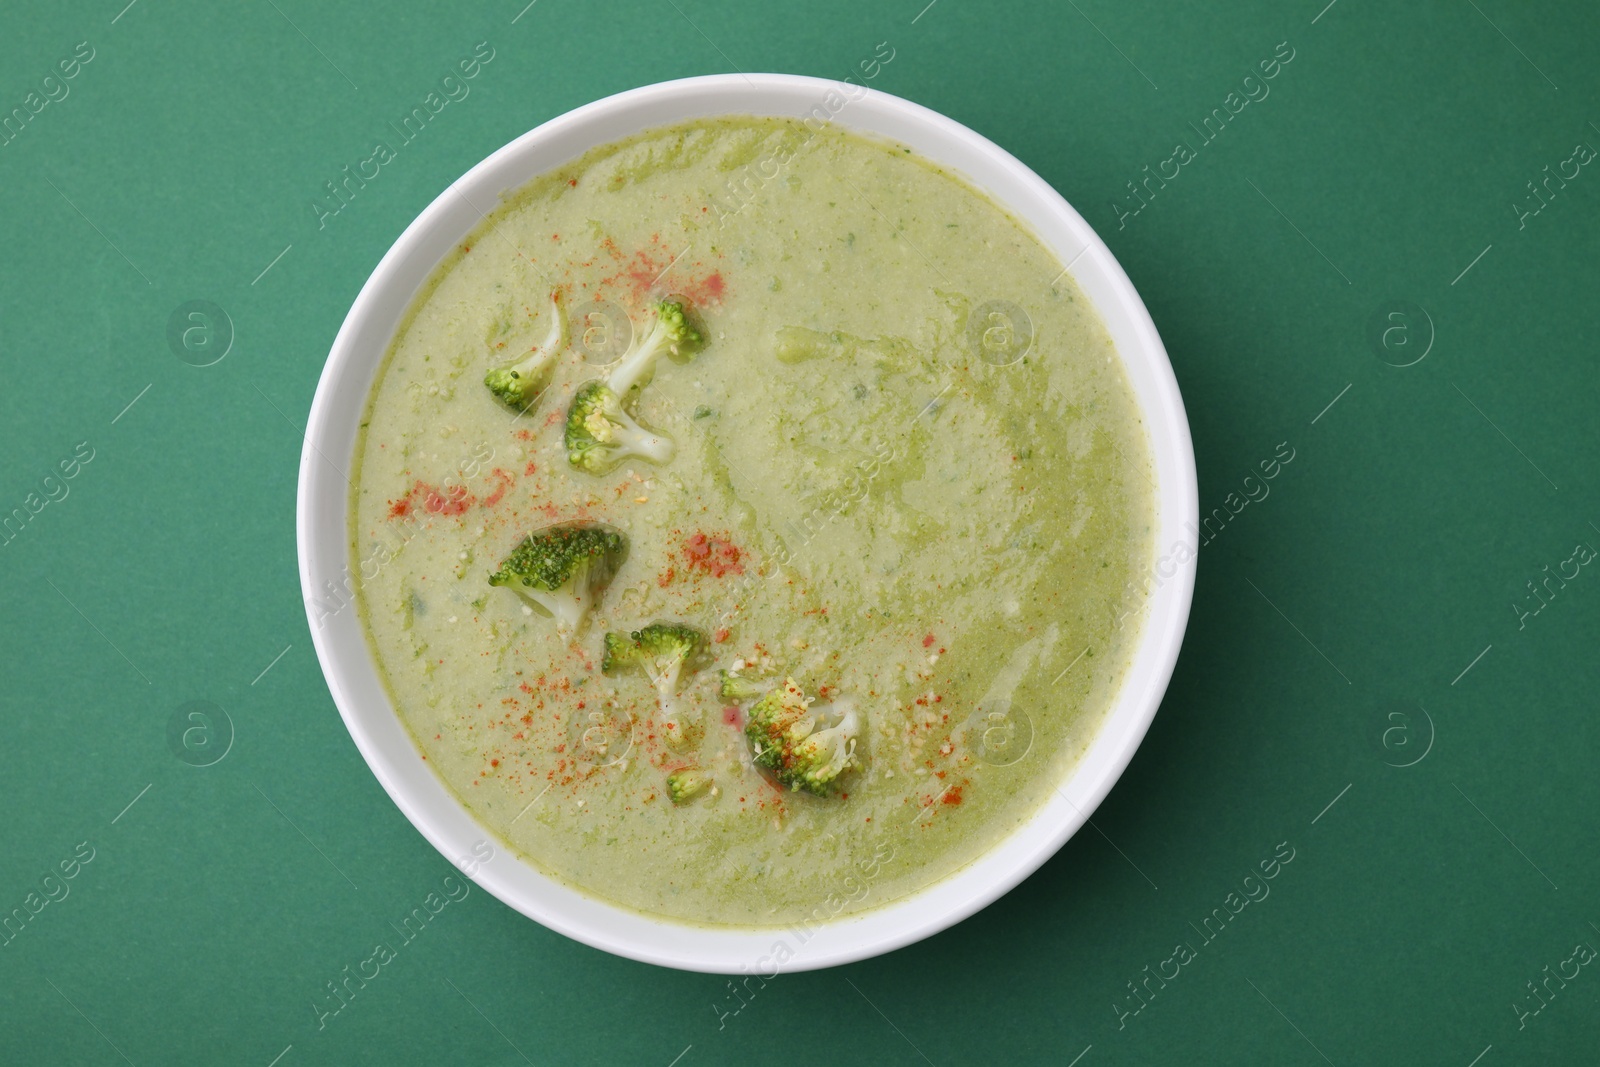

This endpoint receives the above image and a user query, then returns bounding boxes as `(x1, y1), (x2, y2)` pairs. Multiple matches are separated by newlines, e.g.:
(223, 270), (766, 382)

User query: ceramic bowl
(297, 73), (1197, 973)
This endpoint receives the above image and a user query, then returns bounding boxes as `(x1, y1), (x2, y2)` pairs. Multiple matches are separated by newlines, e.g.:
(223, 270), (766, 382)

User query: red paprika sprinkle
(684, 531), (744, 576)
(482, 468), (514, 507)
(422, 482), (474, 515)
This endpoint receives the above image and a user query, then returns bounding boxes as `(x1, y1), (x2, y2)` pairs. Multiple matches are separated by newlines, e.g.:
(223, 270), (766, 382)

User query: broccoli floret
(562, 301), (701, 474)
(603, 622), (706, 749)
(483, 291), (567, 410)
(785, 699), (859, 794)
(607, 300), (702, 397)
(487, 523), (624, 634)
(602, 622), (705, 683)
(564, 379), (674, 474)
(666, 769), (711, 804)
(745, 679), (811, 772)
(744, 678), (859, 796)
(719, 669), (766, 701)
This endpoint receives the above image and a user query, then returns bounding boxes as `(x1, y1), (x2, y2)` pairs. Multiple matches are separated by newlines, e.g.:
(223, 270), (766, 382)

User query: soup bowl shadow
(297, 73), (1198, 973)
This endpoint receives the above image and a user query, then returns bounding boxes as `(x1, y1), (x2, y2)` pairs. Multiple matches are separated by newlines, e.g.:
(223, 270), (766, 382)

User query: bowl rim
(297, 71), (1198, 973)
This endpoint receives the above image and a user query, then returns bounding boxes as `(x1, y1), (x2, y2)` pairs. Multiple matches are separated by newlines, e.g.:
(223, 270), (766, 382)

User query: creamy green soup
(350, 116), (1155, 927)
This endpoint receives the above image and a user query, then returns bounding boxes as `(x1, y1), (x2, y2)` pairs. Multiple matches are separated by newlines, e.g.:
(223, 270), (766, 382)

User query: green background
(2, 0), (1596, 1062)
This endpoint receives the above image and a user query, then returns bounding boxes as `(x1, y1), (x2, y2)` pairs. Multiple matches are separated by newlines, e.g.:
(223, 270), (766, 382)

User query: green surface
(1, 0), (1596, 1063)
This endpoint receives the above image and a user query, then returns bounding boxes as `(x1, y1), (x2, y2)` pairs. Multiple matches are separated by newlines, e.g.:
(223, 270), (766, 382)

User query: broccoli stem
(607, 407), (674, 464)
(521, 577), (593, 634)
(484, 292), (567, 410)
(609, 316), (672, 396)
(608, 301), (698, 396)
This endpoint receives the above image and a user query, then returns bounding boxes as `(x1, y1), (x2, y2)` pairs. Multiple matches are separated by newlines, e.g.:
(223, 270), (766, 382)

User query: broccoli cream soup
(350, 116), (1155, 927)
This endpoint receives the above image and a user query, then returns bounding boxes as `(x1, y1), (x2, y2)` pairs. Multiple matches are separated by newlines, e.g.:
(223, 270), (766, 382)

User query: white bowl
(298, 73), (1197, 973)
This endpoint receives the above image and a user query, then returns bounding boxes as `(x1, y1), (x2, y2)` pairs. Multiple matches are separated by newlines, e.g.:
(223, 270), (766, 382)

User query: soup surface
(350, 116), (1155, 926)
